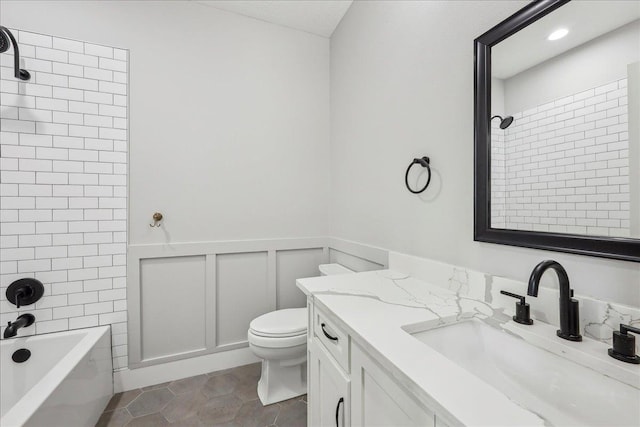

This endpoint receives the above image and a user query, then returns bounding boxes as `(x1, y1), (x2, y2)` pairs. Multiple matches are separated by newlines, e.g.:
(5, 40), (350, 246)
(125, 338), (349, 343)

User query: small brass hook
(150, 212), (163, 227)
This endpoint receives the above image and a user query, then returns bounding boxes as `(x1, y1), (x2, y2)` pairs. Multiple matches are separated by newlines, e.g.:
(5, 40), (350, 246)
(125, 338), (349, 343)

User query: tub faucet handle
(14, 290), (24, 309)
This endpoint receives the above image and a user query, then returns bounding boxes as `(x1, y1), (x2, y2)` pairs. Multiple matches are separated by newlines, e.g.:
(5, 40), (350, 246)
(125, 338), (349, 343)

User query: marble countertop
(296, 269), (640, 427)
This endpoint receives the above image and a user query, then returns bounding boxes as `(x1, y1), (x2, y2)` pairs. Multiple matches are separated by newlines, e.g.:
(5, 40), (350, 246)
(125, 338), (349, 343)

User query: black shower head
(491, 115), (514, 129)
(0, 31), (9, 53)
(500, 115), (513, 129)
(0, 26), (31, 81)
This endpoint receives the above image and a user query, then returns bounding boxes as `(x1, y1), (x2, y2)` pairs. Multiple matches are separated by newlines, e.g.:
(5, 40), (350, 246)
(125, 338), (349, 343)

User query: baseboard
(113, 347), (260, 392)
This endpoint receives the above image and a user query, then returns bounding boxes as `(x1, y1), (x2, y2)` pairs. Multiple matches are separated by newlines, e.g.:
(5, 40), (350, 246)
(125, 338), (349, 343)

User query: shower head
(0, 26), (31, 81)
(0, 31), (9, 53)
(491, 115), (514, 129)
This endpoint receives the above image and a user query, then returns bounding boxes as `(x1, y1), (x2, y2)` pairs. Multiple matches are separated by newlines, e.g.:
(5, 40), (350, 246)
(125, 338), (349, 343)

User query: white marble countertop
(296, 269), (640, 427)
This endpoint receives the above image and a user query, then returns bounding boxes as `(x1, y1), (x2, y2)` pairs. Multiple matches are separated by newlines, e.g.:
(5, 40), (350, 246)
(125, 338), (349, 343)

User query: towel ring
(405, 156), (431, 194)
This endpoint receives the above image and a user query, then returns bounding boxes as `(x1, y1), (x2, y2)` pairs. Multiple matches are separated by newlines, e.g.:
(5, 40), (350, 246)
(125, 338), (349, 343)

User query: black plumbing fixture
(6, 278), (44, 309)
(491, 115), (513, 129)
(12, 348), (31, 363)
(608, 324), (640, 364)
(4, 313), (35, 339)
(405, 156), (432, 194)
(527, 260), (582, 341)
(0, 26), (31, 81)
(500, 290), (533, 325)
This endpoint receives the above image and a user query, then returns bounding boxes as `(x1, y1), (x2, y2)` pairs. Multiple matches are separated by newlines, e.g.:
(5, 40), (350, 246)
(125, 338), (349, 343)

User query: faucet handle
(621, 324), (640, 335)
(608, 324), (640, 364)
(15, 290), (24, 309)
(500, 290), (533, 325)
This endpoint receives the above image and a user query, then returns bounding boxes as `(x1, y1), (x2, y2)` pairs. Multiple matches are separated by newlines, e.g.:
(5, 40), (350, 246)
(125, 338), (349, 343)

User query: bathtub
(1, 326), (113, 427)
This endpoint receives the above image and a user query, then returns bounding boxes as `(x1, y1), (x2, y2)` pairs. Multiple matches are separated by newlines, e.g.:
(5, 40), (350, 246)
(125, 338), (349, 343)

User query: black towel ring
(405, 156), (431, 194)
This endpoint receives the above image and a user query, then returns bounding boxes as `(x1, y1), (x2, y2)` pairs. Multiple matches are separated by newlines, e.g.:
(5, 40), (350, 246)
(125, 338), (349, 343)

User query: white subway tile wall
(491, 120), (506, 229)
(0, 30), (128, 370)
(492, 78), (629, 237)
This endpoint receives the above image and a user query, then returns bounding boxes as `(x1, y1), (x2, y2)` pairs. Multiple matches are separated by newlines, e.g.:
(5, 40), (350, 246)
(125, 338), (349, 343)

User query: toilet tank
(318, 263), (354, 276)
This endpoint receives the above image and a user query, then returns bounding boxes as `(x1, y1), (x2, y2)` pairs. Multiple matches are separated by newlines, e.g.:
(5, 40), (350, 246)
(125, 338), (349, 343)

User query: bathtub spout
(3, 314), (35, 339)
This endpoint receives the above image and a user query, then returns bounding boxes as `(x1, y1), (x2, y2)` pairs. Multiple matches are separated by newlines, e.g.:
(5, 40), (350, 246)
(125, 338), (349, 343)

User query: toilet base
(257, 357), (307, 406)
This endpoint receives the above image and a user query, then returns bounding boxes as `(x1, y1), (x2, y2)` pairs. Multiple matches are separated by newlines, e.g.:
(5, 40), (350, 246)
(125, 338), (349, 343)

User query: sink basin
(410, 319), (640, 426)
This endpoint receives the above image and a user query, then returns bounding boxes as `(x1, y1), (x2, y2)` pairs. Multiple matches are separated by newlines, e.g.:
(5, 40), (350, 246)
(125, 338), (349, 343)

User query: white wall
(1, 0), (329, 376)
(504, 20), (640, 114)
(330, 1), (640, 307)
(1, 0), (330, 245)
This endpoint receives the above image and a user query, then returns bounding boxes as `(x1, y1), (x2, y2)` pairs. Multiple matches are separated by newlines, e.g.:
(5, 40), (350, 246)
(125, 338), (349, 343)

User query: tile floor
(96, 363), (307, 427)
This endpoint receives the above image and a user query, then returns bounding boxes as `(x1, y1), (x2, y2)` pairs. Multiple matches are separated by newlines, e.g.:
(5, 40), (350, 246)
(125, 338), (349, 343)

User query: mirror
(474, 0), (640, 262)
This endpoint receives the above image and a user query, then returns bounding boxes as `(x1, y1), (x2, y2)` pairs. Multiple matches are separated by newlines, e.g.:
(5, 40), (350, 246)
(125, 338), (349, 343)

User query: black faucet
(527, 260), (582, 342)
(3, 314), (35, 339)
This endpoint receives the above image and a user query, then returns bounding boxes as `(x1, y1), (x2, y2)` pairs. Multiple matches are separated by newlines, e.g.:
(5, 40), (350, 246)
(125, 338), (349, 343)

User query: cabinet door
(351, 343), (434, 427)
(309, 339), (350, 427)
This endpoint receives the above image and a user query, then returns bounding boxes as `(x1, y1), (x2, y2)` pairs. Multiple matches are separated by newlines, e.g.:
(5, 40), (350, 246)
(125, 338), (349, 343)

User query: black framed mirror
(474, 0), (640, 262)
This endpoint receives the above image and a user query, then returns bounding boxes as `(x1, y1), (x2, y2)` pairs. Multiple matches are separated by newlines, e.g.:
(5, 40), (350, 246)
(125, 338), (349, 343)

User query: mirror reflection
(490, 1), (640, 238)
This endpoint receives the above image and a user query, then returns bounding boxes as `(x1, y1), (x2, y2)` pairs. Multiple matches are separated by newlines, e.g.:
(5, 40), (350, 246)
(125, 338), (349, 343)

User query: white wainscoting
(327, 237), (388, 271)
(127, 237), (388, 373)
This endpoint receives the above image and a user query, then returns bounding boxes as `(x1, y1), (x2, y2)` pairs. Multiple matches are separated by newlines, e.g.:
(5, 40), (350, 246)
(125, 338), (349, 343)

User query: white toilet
(248, 263), (354, 405)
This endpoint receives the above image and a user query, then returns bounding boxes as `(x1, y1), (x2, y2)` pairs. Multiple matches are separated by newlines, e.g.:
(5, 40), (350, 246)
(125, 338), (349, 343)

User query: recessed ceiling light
(548, 28), (569, 41)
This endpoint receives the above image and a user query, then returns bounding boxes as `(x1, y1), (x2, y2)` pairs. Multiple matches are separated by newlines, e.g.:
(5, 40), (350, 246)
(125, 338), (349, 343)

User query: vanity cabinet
(351, 343), (435, 427)
(308, 339), (350, 427)
(308, 302), (442, 427)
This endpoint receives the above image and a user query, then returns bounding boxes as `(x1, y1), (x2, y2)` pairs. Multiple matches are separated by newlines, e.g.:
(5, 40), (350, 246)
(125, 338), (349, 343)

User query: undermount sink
(409, 319), (640, 427)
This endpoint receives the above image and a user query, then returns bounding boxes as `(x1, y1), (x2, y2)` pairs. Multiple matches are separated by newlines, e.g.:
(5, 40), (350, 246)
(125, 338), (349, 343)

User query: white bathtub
(1, 326), (113, 427)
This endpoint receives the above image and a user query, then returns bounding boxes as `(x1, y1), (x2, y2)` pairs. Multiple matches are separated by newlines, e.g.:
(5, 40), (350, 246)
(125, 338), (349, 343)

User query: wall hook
(149, 212), (163, 227)
(405, 156), (432, 194)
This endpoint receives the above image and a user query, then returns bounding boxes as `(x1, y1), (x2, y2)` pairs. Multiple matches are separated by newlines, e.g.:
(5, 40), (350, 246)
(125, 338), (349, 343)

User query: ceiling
(493, 1), (640, 79)
(192, 0), (353, 37)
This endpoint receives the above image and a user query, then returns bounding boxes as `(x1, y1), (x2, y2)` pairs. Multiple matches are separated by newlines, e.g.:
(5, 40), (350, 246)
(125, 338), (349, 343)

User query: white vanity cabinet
(308, 339), (350, 427)
(351, 343), (435, 427)
(307, 302), (442, 427)
(308, 302), (350, 427)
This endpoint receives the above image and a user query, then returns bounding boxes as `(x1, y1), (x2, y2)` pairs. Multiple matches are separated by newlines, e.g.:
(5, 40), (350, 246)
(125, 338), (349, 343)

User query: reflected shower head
(0, 26), (31, 81)
(0, 31), (9, 53)
(491, 115), (514, 129)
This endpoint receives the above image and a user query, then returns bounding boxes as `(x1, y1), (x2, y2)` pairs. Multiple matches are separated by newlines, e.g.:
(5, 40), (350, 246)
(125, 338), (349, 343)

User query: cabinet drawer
(313, 305), (349, 373)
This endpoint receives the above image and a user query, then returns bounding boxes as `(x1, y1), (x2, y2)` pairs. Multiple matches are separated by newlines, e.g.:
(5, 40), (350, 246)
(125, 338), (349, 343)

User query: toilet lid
(249, 308), (307, 338)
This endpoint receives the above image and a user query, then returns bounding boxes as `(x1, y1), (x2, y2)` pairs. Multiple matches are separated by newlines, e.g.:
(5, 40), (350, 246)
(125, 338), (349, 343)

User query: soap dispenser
(608, 324), (640, 364)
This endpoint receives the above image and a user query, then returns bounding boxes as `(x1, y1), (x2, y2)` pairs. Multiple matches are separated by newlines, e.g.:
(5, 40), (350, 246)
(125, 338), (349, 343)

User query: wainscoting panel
(276, 248), (324, 309)
(329, 249), (385, 272)
(127, 237), (386, 370)
(327, 238), (388, 271)
(140, 256), (206, 361)
(216, 251), (270, 347)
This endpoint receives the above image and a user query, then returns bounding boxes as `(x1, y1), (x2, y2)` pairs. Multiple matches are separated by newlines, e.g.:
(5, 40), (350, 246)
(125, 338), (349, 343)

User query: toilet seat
(248, 329), (306, 348)
(249, 308), (307, 338)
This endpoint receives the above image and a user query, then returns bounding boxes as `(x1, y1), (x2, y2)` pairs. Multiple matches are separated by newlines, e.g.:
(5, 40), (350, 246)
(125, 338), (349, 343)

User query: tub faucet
(3, 313), (35, 339)
(527, 260), (582, 342)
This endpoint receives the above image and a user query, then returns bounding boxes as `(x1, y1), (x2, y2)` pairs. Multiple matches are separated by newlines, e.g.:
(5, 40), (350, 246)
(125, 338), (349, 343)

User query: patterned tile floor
(96, 363), (307, 427)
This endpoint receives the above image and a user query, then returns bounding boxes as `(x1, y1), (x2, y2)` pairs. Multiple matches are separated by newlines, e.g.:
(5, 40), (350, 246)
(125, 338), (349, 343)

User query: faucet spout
(3, 313), (35, 339)
(528, 260), (582, 342)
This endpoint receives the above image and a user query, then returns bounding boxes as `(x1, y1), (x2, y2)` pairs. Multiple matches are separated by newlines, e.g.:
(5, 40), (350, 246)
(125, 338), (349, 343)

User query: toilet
(248, 263), (354, 405)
